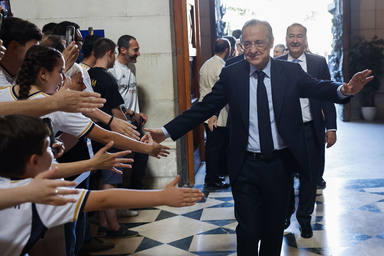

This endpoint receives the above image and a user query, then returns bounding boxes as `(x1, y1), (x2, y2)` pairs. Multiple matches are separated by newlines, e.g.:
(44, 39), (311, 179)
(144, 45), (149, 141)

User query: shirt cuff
(337, 85), (348, 99)
(161, 127), (170, 139)
(325, 129), (337, 132)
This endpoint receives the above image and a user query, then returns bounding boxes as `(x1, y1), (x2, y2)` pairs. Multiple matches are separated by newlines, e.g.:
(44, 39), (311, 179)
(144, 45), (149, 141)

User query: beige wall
(350, 0), (384, 120)
(12, 0), (180, 188)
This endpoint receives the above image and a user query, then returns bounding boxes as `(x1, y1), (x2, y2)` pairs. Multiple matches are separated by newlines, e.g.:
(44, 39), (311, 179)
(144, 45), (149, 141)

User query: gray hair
(65, 63), (82, 78)
(241, 19), (274, 43)
(286, 23), (307, 36)
(274, 44), (286, 51)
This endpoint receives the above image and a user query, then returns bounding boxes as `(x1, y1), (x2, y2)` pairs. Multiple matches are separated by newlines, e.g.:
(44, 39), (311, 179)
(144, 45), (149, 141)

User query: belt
(304, 121), (313, 126)
(246, 148), (288, 160)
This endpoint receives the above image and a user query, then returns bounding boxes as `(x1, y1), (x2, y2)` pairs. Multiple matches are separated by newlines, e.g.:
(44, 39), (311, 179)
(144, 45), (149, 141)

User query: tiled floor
(88, 120), (384, 255)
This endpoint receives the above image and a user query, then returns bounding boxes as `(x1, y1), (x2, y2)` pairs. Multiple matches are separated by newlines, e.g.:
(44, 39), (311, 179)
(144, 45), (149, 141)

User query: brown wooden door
(172, 0), (204, 186)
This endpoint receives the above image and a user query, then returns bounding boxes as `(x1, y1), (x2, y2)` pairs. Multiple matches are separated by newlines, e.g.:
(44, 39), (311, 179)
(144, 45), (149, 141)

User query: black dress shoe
(317, 179), (326, 190)
(204, 181), (230, 189)
(283, 217), (291, 229)
(300, 223), (313, 238)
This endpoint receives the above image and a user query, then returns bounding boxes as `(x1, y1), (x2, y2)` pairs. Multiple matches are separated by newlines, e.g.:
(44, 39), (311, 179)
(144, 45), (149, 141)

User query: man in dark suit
(277, 23), (337, 238)
(145, 19), (372, 256)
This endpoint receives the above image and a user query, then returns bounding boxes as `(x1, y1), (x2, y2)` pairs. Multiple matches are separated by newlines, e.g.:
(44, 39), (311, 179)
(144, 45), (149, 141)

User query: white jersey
(108, 60), (140, 113)
(0, 177), (89, 256)
(0, 68), (16, 86)
(80, 63), (91, 72)
(0, 86), (94, 138)
(80, 63), (94, 93)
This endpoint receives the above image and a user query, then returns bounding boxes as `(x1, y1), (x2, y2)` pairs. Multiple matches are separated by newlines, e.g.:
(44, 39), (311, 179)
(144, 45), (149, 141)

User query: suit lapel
(305, 53), (315, 77)
(270, 59), (285, 124)
(238, 60), (250, 130)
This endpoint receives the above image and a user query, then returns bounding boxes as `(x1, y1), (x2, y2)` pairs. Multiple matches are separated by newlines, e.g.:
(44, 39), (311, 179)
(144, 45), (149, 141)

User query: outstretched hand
(342, 69), (374, 96)
(143, 128), (166, 143)
(110, 117), (140, 140)
(27, 167), (79, 206)
(141, 133), (170, 158)
(54, 87), (106, 113)
(91, 141), (133, 174)
(163, 175), (204, 207)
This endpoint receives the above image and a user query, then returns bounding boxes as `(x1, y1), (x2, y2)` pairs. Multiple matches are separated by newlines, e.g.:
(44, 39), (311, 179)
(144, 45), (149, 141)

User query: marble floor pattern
(88, 120), (384, 256)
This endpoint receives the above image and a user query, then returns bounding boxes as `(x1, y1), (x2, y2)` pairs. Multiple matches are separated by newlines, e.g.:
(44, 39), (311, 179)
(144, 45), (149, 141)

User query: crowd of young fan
(0, 16), (204, 256)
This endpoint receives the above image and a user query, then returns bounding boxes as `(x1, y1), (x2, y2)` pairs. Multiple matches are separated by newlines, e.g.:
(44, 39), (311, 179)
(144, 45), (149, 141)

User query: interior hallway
(89, 119), (384, 256)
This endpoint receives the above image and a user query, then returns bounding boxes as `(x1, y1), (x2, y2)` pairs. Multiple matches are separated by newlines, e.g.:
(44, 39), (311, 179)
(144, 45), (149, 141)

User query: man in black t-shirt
(88, 38), (138, 238)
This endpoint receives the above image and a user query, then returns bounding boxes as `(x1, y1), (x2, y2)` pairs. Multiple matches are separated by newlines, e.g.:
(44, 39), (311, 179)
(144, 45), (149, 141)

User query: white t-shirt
(0, 177), (89, 256)
(199, 55), (228, 126)
(80, 63), (94, 93)
(0, 86), (94, 138)
(108, 60), (140, 113)
(0, 68), (16, 86)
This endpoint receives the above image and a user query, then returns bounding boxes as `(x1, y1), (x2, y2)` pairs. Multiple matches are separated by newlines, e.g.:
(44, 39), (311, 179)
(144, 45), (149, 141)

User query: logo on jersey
(91, 79), (97, 87)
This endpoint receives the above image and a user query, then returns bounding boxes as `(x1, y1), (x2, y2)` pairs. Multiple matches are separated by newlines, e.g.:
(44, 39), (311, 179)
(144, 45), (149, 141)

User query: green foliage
(349, 36), (384, 106)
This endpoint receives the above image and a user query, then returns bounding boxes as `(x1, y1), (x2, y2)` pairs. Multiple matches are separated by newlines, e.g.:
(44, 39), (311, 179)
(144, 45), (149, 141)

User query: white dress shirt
(247, 59), (286, 152)
(287, 53), (313, 123)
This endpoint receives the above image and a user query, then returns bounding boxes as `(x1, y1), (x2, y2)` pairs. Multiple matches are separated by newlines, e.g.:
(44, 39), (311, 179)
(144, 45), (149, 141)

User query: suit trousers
(204, 124), (228, 183)
(232, 150), (291, 256)
(318, 143), (326, 184)
(288, 122), (323, 225)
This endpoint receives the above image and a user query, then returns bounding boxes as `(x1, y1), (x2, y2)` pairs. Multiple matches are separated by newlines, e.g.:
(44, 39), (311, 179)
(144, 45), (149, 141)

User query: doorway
(220, 0), (335, 58)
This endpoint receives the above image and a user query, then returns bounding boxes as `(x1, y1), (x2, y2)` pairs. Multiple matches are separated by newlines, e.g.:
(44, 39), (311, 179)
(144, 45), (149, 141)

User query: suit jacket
(277, 53), (336, 145)
(225, 54), (244, 66)
(164, 58), (346, 185)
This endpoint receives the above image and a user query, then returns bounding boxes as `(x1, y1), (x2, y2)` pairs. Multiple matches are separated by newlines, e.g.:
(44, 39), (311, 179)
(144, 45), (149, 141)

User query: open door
(172, 0), (203, 186)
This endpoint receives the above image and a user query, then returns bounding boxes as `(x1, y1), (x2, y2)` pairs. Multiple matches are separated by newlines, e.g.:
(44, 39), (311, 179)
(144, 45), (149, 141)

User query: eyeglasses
(241, 40), (268, 50)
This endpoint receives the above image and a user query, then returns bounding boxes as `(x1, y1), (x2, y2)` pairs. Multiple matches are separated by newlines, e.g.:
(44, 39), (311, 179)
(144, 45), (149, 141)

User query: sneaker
(106, 225), (139, 238)
(117, 209), (139, 217)
(80, 237), (114, 253)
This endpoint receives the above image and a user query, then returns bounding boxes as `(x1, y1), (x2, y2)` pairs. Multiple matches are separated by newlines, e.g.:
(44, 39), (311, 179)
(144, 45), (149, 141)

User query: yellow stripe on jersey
(80, 63), (91, 71)
(73, 190), (86, 222)
(0, 84), (11, 90)
(78, 121), (94, 138)
(9, 86), (17, 101)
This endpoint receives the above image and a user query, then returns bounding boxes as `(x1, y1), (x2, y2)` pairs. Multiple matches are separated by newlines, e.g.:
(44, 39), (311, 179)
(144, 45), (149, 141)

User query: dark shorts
(101, 169), (123, 185)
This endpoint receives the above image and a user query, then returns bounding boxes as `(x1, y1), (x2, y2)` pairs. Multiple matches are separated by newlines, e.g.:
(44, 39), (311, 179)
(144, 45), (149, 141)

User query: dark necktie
(292, 59), (300, 64)
(255, 70), (274, 158)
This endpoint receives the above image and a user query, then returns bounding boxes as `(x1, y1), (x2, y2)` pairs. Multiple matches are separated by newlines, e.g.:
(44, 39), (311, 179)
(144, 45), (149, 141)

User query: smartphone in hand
(65, 26), (75, 47)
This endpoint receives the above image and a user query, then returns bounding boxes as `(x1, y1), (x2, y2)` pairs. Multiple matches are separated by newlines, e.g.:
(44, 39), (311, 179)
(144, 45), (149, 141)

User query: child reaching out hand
(0, 115), (204, 256)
